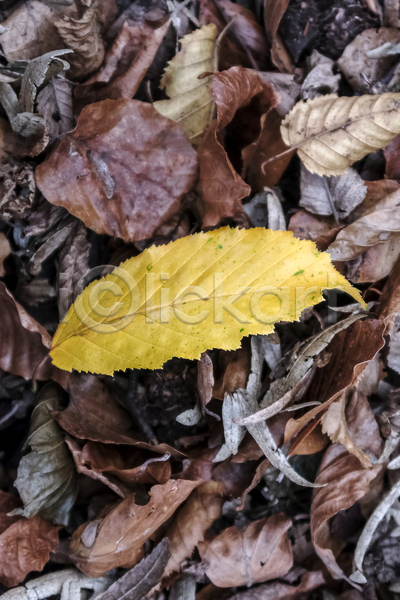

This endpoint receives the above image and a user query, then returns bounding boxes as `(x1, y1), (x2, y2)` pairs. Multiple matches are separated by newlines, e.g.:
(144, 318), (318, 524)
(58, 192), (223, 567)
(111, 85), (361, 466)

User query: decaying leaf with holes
(153, 24), (216, 146)
(280, 93), (400, 176)
(50, 227), (365, 375)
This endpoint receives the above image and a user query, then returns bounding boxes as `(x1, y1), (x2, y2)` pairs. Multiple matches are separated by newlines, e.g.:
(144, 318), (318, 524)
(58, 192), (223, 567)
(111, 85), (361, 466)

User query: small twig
(125, 370), (158, 446)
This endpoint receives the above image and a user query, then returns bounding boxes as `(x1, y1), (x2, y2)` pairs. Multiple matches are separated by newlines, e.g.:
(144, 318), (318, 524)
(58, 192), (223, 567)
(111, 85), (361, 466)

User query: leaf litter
(3, 1), (400, 599)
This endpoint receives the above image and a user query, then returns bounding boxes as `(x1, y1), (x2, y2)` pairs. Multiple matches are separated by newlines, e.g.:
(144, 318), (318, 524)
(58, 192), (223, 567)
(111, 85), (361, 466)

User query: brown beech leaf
(163, 481), (224, 578)
(0, 491), (60, 588)
(263, 0), (294, 73)
(321, 393), (372, 468)
(198, 513), (293, 587)
(311, 444), (381, 580)
(241, 72), (300, 190)
(212, 0), (269, 70)
(378, 251), (400, 319)
(286, 319), (385, 452)
(76, 15), (170, 101)
(67, 438), (171, 498)
(0, 282), (66, 384)
(70, 479), (199, 576)
(35, 99), (198, 241)
(199, 67), (276, 226)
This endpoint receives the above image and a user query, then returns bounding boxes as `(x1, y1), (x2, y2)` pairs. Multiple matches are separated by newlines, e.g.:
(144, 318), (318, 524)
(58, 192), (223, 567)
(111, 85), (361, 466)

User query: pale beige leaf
(154, 24), (216, 146)
(281, 93), (400, 176)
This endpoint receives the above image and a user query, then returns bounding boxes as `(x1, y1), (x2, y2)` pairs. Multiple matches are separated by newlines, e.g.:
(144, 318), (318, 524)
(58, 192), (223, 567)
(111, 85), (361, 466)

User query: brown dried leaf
(212, 0), (269, 70)
(0, 491), (60, 588)
(76, 16), (170, 101)
(55, 5), (105, 80)
(263, 0), (294, 73)
(67, 439), (171, 497)
(163, 481), (224, 578)
(200, 67), (276, 226)
(321, 393), (372, 468)
(311, 444), (381, 580)
(70, 479), (199, 576)
(0, 282), (66, 383)
(35, 99), (198, 241)
(198, 513), (293, 587)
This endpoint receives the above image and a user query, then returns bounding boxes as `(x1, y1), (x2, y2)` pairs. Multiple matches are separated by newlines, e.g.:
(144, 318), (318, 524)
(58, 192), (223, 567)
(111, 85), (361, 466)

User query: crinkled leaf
(12, 383), (78, 526)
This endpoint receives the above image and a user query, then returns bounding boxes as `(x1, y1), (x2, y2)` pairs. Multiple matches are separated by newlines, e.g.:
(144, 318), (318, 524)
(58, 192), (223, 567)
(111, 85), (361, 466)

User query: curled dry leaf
(12, 383), (78, 526)
(67, 439), (171, 497)
(49, 227), (364, 375)
(263, 0), (293, 73)
(55, 5), (105, 80)
(280, 92), (400, 177)
(0, 282), (66, 384)
(70, 479), (199, 576)
(96, 539), (170, 600)
(300, 166), (366, 219)
(0, 512), (60, 588)
(199, 67), (276, 226)
(154, 24), (217, 146)
(35, 98), (198, 242)
(198, 513), (293, 587)
(311, 444), (381, 580)
(163, 481), (224, 578)
(211, 0), (269, 70)
(242, 72), (300, 190)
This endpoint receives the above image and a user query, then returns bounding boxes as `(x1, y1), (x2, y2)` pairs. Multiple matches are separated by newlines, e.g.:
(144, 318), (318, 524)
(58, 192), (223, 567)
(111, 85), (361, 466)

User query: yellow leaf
(281, 92), (400, 176)
(50, 227), (365, 375)
(153, 23), (216, 146)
